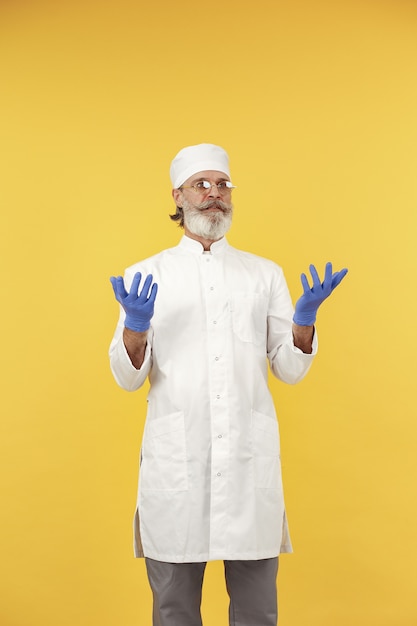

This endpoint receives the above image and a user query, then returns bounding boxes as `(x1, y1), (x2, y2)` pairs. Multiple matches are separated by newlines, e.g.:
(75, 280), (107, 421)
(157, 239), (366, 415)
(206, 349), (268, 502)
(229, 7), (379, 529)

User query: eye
(194, 180), (211, 190)
(219, 181), (234, 190)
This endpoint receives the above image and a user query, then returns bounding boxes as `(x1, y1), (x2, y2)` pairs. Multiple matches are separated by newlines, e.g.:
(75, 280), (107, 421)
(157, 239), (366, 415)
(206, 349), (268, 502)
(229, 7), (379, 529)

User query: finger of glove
(323, 262), (333, 286)
(137, 274), (155, 303)
(128, 272), (143, 299)
(137, 283), (158, 319)
(320, 262), (334, 297)
(309, 264), (323, 289)
(110, 276), (128, 302)
(140, 282), (158, 315)
(300, 272), (312, 295)
(331, 267), (348, 290)
(148, 282), (158, 305)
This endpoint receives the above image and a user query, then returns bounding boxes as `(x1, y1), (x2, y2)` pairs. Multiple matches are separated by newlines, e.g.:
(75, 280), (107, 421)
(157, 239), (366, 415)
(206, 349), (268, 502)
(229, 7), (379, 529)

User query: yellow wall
(1, 0), (417, 624)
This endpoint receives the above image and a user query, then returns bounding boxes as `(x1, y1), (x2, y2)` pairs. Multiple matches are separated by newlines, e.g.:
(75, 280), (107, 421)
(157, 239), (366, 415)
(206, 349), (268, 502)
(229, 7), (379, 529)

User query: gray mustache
(197, 200), (231, 211)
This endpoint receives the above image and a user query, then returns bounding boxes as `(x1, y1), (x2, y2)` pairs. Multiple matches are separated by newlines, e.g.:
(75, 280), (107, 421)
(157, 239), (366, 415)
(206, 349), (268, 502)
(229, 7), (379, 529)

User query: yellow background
(1, 0), (416, 624)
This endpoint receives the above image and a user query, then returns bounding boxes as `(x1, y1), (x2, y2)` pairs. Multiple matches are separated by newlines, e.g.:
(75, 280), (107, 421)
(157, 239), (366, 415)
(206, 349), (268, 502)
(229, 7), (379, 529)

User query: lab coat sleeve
(267, 265), (318, 385)
(109, 305), (153, 392)
(269, 333), (318, 385)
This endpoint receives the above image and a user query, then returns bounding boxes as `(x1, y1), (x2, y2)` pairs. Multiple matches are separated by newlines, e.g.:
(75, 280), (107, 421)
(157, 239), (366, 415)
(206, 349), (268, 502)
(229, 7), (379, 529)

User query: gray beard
(182, 199), (233, 241)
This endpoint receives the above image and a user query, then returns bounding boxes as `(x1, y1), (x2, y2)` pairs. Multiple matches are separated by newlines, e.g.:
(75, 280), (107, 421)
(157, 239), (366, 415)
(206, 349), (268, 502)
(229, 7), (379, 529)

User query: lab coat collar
(179, 235), (229, 255)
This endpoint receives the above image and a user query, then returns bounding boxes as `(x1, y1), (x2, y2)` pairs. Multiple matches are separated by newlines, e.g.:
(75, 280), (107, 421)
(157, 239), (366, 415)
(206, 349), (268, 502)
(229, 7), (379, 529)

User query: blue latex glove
(293, 262), (348, 326)
(110, 272), (158, 332)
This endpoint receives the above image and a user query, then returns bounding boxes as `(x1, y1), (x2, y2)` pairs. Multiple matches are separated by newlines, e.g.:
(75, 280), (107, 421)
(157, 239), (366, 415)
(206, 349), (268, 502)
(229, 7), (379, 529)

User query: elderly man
(109, 143), (347, 626)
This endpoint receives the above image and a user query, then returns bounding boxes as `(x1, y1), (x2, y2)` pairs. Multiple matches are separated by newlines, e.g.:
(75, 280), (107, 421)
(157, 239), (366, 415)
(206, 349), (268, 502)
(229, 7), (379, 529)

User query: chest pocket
(230, 292), (268, 345)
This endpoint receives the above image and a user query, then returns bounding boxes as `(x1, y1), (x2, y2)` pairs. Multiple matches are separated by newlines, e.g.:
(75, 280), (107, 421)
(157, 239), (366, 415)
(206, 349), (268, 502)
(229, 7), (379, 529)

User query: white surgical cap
(170, 143), (230, 189)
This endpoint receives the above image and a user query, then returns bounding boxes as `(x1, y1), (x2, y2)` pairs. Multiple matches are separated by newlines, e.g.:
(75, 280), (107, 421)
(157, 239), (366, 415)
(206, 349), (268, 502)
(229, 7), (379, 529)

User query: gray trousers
(145, 557), (279, 626)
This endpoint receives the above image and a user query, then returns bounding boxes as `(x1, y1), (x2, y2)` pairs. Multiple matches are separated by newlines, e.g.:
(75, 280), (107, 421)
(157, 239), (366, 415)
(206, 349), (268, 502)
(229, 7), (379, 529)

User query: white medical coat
(109, 235), (317, 563)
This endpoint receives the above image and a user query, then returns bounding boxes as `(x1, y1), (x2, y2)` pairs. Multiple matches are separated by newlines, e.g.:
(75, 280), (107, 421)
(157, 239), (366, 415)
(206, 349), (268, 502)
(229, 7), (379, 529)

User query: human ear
(172, 188), (183, 206)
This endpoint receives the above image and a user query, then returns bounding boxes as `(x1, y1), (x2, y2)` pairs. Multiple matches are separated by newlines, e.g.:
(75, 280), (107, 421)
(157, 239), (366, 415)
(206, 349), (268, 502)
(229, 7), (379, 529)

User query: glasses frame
(179, 180), (236, 195)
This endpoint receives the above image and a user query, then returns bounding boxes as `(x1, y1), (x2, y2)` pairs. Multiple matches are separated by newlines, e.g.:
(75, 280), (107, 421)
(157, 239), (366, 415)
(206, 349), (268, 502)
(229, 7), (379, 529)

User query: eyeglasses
(179, 180), (236, 195)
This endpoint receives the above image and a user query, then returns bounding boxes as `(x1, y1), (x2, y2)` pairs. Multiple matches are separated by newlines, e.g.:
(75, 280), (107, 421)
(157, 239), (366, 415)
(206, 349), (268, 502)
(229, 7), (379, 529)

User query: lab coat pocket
(140, 411), (188, 491)
(230, 292), (268, 345)
(251, 410), (282, 489)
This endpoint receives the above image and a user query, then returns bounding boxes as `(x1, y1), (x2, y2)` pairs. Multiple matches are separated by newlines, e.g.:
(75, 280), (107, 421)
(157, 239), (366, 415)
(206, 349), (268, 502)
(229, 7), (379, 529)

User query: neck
(184, 228), (222, 251)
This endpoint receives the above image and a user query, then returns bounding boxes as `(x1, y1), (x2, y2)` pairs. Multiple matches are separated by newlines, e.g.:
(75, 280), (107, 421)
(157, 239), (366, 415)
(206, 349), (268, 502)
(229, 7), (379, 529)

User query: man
(109, 143), (347, 626)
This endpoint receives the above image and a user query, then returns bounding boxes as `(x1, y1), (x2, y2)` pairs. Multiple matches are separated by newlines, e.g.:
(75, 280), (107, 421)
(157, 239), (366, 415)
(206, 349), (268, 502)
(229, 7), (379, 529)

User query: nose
(207, 183), (221, 198)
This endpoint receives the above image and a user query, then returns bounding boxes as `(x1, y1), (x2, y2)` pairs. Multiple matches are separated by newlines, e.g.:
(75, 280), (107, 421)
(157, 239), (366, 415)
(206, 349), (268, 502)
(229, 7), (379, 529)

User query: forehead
(184, 170), (230, 185)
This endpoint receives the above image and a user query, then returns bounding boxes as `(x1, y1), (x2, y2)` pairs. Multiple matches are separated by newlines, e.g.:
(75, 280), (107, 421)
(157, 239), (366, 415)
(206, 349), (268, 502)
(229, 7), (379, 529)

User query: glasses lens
(188, 181), (235, 194)
(192, 181), (211, 192)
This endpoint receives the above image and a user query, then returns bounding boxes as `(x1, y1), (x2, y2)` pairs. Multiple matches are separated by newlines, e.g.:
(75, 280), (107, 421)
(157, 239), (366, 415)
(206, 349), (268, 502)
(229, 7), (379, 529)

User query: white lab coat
(109, 236), (317, 563)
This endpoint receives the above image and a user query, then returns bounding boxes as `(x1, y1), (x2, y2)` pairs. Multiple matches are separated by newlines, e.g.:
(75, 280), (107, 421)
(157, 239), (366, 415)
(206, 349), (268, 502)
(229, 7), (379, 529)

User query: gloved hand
(110, 272), (158, 332)
(293, 262), (348, 326)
